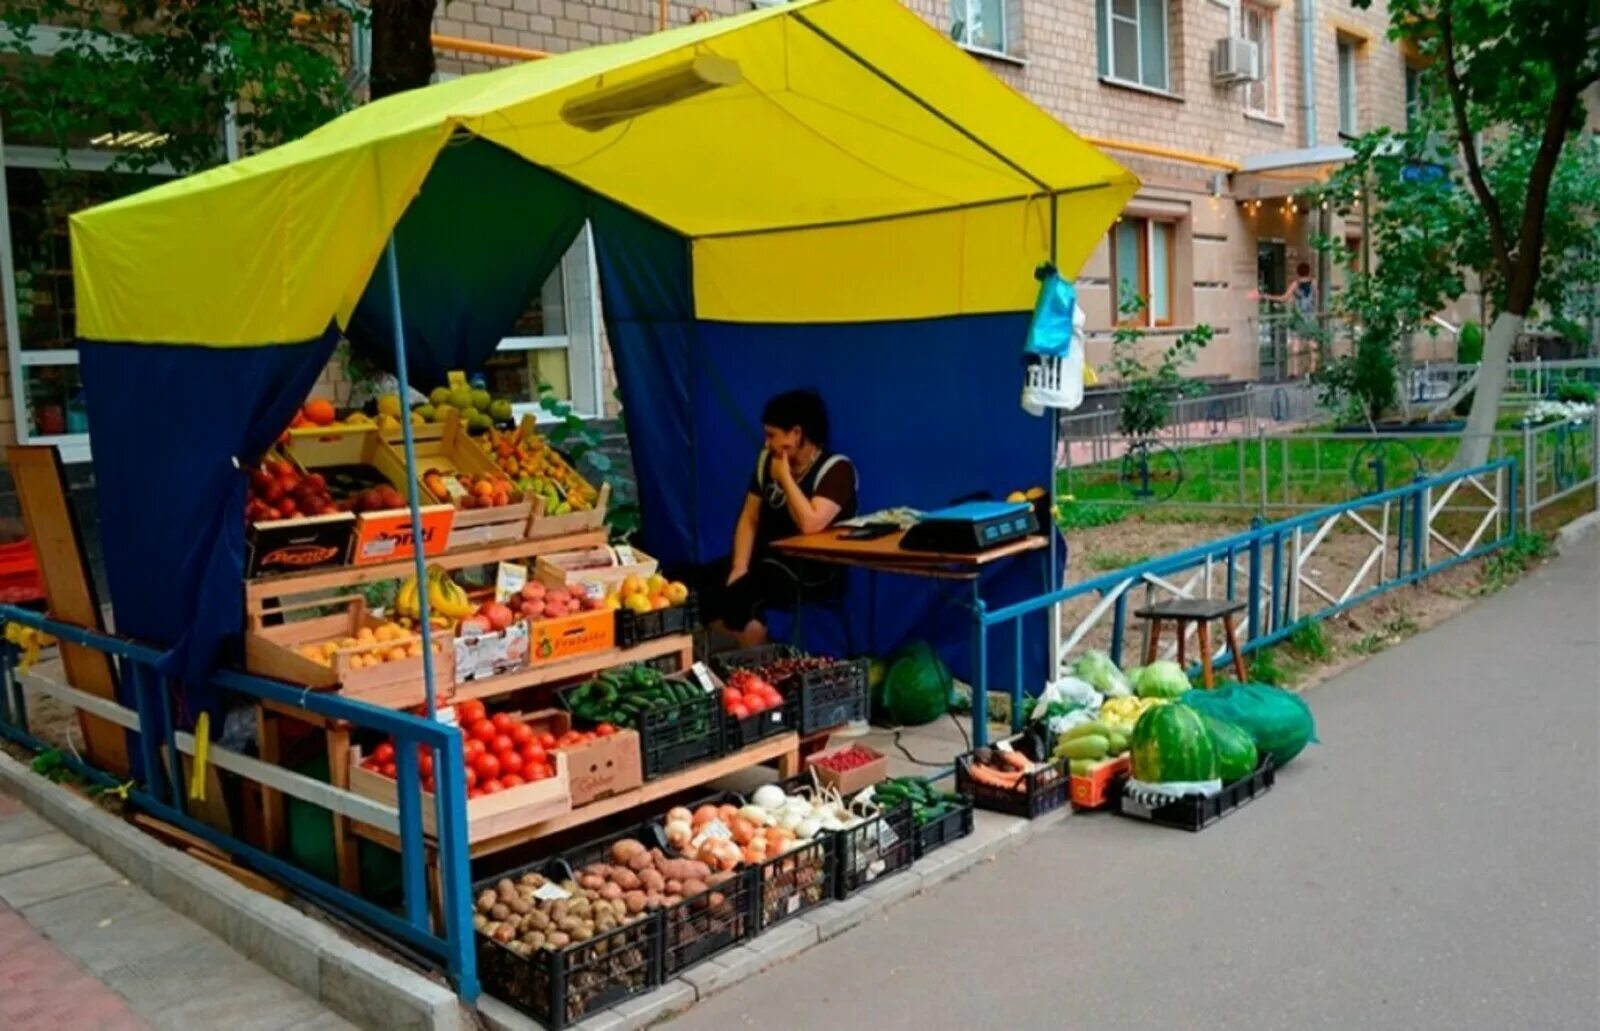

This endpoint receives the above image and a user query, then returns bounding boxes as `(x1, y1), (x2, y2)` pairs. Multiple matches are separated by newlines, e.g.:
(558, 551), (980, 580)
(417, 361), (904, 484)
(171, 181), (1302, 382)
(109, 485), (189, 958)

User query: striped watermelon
(1130, 703), (1218, 783)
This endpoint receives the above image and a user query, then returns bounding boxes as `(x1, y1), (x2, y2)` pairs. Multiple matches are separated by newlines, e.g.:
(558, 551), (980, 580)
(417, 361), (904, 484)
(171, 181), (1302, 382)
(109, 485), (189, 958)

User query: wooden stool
(1133, 598), (1248, 689)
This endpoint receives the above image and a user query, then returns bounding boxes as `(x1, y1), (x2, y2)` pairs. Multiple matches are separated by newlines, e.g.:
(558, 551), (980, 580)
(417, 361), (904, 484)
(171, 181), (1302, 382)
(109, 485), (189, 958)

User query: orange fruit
(303, 398), (336, 426)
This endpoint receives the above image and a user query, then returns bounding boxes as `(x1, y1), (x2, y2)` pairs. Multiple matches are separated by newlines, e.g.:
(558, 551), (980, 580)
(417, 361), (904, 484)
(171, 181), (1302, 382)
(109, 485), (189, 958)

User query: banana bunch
(425, 565), (476, 620)
(395, 575), (422, 620)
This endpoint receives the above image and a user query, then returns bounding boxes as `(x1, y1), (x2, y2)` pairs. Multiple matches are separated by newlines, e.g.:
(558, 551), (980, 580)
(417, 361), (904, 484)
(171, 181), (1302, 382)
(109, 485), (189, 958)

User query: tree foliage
(0, 1), (355, 175)
(1108, 293), (1213, 438)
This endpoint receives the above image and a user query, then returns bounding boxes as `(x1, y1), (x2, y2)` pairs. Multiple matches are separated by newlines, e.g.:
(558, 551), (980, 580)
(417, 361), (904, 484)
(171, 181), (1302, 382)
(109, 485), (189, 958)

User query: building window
(1098, 0), (1169, 92)
(1337, 38), (1358, 136)
(484, 223), (604, 423)
(1110, 216), (1176, 327)
(1404, 63), (1422, 130)
(1242, 2), (1276, 117)
(949, 0), (1014, 57)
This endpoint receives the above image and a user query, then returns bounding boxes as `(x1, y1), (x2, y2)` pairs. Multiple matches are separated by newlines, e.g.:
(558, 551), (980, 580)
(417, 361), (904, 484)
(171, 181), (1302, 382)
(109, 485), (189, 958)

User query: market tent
(68, 0), (1135, 702)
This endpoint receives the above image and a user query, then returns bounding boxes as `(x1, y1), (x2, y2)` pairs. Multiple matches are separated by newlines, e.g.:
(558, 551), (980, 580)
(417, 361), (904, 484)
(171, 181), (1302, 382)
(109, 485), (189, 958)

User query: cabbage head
(1134, 660), (1191, 700)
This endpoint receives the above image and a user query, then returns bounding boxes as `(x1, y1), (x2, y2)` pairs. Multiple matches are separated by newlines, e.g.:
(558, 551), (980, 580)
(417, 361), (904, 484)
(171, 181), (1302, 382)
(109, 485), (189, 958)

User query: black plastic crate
(913, 798), (974, 858)
(636, 688), (723, 779)
(748, 834), (834, 931)
(954, 729), (1070, 819)
(832, 796), (915, 898)
(1111, 757), (1277, 831)
(472, 862), (664, 1029)
(614, 594), (700, 649)
(722, 704), (792, 752)
(711, 645), (869, 735)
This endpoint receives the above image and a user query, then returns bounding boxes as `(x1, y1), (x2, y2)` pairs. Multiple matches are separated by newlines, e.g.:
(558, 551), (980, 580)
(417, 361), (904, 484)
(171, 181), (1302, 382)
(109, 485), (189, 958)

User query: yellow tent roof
(71, 0), (1136, 343)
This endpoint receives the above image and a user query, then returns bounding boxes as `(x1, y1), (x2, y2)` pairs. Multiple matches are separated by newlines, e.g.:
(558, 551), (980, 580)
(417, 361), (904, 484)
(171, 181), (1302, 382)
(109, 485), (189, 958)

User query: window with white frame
(949, 0), (1016, 57)
(0, 32), (221, 464)
(483, 223), (605, 423)
(1242, 2), (1277, 117)
(1110, 216), (1176, 327)
(1337, 38), (1359, 136)
(1098, 0), (1170, 92)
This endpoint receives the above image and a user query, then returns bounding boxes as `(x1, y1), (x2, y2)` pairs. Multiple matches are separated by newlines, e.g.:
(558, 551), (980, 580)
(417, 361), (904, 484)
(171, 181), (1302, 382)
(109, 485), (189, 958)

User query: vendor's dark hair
(762, 389), (829, 446)
(1296, 262), (1312, 277)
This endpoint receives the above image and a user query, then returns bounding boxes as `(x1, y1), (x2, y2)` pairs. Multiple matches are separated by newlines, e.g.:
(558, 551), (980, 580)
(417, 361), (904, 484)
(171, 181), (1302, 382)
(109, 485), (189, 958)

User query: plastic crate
(1111, 757), (1277, 831)
(636, 688), (723, 779)
(831, 796), (915, 898)
(954, 729), (1070, 819)
(749, 833), (834, 931)
(0, 539), (43, 604)
(913, 799), (974, 858)
(711, 645), (869, 735)
(722, 704), (791, 752)
(473, 861), (664, 1029)
(614, 594), (699, 649)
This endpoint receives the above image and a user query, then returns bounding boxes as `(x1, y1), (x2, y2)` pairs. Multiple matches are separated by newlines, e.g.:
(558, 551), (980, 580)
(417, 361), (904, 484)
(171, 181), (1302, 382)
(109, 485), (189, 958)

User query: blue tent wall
(78, 333), (337, 716)
(591, 203), (1053, 690)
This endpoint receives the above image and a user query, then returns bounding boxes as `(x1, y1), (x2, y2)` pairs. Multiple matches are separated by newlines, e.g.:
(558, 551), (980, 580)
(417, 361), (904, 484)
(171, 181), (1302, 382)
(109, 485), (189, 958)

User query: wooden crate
(534, 544), (658, 594)
(389, 414), (534, 550)
(244, 595), (456, 709)
(495, 416), (609, 540)
(283, 424), (454, 564)
(522, 709), (643, 808)
(350, 745), (571, 843)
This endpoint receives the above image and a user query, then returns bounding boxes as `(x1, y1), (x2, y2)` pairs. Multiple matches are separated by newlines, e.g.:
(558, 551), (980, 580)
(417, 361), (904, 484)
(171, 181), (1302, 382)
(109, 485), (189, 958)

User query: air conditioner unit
(1211, 37), (1261, 85)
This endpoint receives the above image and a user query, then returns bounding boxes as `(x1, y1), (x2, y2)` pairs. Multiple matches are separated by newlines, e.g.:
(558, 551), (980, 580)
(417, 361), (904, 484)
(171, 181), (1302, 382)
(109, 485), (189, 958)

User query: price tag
(442, 478), (471, 502)
(697, 819), (732, 842)
(785, 893), (801, 915)
(613, 544), (638, 566)
(495, 562), (527, 604)
(690, 662), (719, 695)
(531, 881), (571, 901)
(434, 705), (459, 728)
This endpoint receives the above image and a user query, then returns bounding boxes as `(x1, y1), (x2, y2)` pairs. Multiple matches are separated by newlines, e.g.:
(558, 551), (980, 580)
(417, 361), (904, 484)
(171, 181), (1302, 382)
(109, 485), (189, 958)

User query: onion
(664, 820), (692, 852)
(751, 784), (786, 811)
(778, 810), (804, 831)
(795, 816), (822, 840)
(737, 804), (772, 827)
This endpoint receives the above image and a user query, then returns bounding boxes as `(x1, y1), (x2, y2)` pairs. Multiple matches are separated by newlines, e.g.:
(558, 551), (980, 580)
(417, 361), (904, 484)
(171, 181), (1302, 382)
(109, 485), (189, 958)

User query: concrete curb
(480, 804), (1072, 1031)
(1555, 509), (1600, 551)
(0, 752), (466, 1031)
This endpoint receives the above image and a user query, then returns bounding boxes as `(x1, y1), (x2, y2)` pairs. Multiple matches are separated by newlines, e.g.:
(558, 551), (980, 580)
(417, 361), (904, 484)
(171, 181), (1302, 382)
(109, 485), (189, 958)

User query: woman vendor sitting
(704, 389), (858, 648)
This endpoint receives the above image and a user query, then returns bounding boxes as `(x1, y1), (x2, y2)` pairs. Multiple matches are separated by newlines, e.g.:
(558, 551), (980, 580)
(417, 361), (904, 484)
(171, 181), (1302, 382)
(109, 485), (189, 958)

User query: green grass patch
(1084, 550), (1151, 572)
(1286, 619), (1332, 662)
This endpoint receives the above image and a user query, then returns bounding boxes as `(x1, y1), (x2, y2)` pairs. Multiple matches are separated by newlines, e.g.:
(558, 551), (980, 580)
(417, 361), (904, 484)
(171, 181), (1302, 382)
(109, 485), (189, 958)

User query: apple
(480, 601), (514, 632)
(520, 599), (545, 619)
(519, 582), (546, 601)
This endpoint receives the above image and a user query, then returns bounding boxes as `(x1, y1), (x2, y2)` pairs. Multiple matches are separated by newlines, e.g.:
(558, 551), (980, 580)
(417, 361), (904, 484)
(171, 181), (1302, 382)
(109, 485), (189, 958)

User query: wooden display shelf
(351, 731), (802, 860)
(243, 527), (608, 622)
(451, 633), (693, 706)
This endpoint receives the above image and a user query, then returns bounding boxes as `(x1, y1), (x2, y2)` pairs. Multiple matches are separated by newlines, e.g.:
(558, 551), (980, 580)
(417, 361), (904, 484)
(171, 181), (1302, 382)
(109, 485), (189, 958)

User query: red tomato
(595, 723), (617, 738)
(464, 738), (485, 761)
(464, 766), (479, 789)
(491, 713), (516, 733)
(500, 773), (525, 788)
(723, 688), (743, 707)
(492, 734), (514, 755)
(379, 761), (397, 779)
(521, 743), (547, 765)
(456, 699), (486, 724)
(474, 753), (501, 780)
(418, 752), (434, 777)
(470, 720), (497, 745)
(538, 732), (557, 750)
(510, 723), (535, 746)
(498, 749), (523, 775)
(528, 762), (552, 781)
(729, 703), (750, 720)
(467, 787), (484, 800)
(421, 776), (435, 794)
(481, 778), (503, 795)
(372, 742), (395, 764)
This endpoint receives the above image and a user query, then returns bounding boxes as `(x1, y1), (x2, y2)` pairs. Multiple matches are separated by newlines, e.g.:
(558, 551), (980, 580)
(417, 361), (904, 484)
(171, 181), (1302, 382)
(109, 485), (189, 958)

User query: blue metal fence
(971, 459), (1517, 740)
(0, 605), (479, 1001)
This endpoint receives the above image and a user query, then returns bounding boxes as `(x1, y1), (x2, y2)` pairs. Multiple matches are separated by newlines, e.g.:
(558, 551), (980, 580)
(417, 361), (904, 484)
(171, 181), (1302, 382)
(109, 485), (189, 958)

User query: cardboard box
(244, 596), (455, 709)
(805, 745), (888, 796)
(453, 621), (530, 683)
(528, 607), (615, 665)
(244, 512), (354, 579)
(534, 544), (658, 595)
(1070, 754), (1132, 810)
(524, 709), (642, 808)
(349, 744), (570, 844)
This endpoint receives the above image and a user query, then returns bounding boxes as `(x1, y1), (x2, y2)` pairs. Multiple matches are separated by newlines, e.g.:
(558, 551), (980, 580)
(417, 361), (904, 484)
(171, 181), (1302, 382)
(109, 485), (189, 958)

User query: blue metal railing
(0, 605), (478, 1001)
(970, 459), (1517, 741)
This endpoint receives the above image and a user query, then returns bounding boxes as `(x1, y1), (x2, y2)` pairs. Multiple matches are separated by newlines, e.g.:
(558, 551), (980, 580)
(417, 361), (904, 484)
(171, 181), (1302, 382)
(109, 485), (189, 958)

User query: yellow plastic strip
(188, 712), (210, 802)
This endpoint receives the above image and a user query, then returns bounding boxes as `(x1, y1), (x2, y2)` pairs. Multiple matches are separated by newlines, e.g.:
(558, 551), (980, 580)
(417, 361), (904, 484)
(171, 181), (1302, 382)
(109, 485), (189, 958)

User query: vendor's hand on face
(770, 452), (795, 486)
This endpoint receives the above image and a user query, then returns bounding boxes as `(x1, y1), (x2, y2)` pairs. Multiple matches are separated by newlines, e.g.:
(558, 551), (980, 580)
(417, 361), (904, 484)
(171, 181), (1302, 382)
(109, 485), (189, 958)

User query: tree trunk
(370, 0), (437, 100)
(1452, 311), (1524, 468)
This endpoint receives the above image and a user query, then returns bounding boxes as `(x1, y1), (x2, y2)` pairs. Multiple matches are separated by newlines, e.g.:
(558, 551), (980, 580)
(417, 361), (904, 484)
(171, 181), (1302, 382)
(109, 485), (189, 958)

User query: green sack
(1181, 682), (1317, 768)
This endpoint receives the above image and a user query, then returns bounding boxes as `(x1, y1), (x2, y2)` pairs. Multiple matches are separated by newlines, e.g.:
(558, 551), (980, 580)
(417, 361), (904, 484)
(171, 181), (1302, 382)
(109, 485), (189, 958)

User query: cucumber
(1057, 735), (1109, 761)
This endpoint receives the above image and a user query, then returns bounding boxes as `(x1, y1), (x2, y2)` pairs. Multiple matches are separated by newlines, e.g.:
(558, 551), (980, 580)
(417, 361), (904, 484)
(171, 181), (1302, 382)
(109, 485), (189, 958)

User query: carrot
(996, 750), (1033, 773)
(966, 763), (1023, 791)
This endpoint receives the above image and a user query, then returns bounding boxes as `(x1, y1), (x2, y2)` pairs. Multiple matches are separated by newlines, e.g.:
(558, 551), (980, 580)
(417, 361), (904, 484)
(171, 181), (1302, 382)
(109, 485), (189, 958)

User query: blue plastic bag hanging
(1021, 264), (1086, 415)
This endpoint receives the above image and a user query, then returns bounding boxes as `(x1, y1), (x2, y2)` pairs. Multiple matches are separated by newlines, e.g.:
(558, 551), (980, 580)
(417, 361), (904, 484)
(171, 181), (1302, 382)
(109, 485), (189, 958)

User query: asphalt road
(675, 535), (1600, 1031)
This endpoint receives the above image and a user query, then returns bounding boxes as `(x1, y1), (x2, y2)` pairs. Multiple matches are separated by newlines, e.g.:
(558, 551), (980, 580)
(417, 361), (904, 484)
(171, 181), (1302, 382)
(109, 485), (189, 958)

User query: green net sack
(1180, 682), (1317, 768)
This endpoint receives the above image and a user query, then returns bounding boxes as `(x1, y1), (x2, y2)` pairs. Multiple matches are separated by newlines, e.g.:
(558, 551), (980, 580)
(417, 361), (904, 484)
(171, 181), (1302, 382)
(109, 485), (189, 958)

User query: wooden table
(773, 528), (1052, 749)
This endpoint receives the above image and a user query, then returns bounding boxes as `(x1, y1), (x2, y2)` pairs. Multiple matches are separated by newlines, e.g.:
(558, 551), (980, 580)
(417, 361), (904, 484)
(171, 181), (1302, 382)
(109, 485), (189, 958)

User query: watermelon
(1200, 713), (1259, 783)
(1129, 703), (1218, 783)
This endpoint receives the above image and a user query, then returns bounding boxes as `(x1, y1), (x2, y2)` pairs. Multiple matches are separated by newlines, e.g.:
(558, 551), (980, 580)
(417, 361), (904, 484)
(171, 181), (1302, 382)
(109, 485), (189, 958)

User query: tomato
(474, 753), (501, 780)
(498, 749), (523, 775)
(722, 687), (743, 707)
(418, 752), (434, 777)
(729, 703), (750, 720)
(500, 773), (525, 788)
(467, 787), (484, 800)
(510, 723), (535, 746)
(527, 762), (552, 781)
(595, 723), (617, 738)
(538, 732), (557, 750)
(464, 738), (485, 761)
(371, 742), (395, 764)
(457, 699), (487, 724)
(491, 713), (516, 733)
(379, 761), (397, 779)
(521, 743), (547, 765)
(420, 776), (435, 795)
(490, 734), (512, 755)
(464, 766), (478, 789)
(470, 720), (497, 745)
(481, 778), (503, 795)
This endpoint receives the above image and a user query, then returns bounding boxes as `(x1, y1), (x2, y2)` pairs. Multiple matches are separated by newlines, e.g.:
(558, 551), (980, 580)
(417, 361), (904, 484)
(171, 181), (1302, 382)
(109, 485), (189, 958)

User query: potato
(665, 879), (683, 895)
(681, 879), (708, 898)
(525, 908), (551, 930)
(599, 882), (623, 901)
(524, 931), (546, 949)
(707, 870), (735, 887)
(572, 923), (594, 942)
(551, 900), (569, 922)
(610, 839), (646, 865)
(684, 860), (711, 881)
(578, 873), (605, 891)
(496, 878), (516, 896)
(475, 891), (498, 914)
(518, 872), (542, 888)
(610, 899), (628, 919)
(508, 897), (532, 915)
(708, 892), (726, 909)
(664, 894), (683, 906)
(622, 890), (647, 914)
(639, 869), (665, 894)
(627, 850), (654, 873)
(595, 911), (616, 933)
(472, 913), (489, 931)
(546, 930), (570, 948)
(490, 903), (510, 921)
(610, 869), (640, 891)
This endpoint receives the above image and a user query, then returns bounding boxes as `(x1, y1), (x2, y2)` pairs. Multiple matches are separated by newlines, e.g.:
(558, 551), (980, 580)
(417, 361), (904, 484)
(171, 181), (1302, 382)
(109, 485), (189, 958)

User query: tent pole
(383, 237), (440, 720)
(1047, 194), (1063, 681)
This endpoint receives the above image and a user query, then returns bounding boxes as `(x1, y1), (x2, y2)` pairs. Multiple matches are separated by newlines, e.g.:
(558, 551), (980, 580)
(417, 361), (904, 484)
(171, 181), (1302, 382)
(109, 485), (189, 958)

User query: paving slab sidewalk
(0, 788), (357, 1031)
